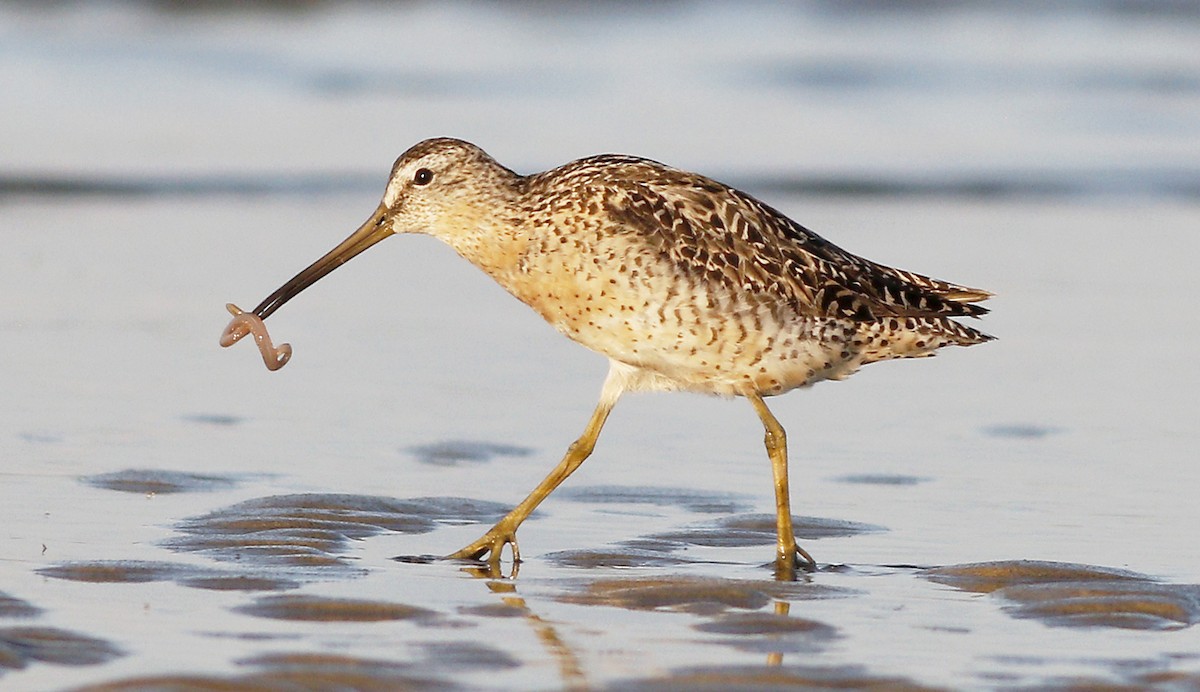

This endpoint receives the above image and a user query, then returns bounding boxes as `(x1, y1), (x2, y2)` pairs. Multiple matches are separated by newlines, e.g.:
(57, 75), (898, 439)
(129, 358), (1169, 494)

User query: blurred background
(5, 0), (1198, 193)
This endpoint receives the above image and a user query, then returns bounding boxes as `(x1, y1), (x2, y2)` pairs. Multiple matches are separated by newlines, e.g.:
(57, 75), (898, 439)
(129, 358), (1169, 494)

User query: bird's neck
(432, 197), (532, 284)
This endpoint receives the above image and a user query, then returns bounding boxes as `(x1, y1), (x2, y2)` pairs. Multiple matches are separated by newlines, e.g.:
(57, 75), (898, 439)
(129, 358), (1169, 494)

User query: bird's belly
(591, 316), (859, 396)
(520, 275), (861, 396)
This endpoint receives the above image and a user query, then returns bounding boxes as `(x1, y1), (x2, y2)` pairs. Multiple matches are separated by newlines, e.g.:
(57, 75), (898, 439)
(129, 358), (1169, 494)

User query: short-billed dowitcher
(227, 138), (992, 577)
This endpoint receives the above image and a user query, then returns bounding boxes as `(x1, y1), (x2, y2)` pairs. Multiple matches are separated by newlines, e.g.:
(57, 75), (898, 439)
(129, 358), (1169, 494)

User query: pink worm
(219, 303), (292, 371)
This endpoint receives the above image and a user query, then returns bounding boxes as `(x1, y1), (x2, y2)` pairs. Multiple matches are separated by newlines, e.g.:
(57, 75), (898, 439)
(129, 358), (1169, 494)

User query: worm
(220, 303), (292, 371)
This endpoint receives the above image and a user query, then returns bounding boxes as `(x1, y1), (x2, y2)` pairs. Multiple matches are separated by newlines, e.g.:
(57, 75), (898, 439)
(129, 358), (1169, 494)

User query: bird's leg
(746, 392), (817, 578)
(448, 377), (621, 566)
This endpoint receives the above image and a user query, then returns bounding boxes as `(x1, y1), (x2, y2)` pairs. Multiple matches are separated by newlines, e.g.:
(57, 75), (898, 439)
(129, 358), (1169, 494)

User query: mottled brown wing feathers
(587, 156), (990, 325)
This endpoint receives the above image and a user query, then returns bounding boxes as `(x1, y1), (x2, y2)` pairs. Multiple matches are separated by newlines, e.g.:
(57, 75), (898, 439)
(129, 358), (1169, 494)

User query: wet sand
(3, 2), (1200, 689)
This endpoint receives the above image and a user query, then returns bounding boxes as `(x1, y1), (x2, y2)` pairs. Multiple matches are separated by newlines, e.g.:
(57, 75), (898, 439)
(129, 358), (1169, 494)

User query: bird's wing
(600, 166), (989, 322)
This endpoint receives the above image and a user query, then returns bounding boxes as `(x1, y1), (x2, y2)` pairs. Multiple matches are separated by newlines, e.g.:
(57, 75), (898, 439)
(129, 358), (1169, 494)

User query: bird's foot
(774, 542), (817, 580)
(447, 525), (521, 566)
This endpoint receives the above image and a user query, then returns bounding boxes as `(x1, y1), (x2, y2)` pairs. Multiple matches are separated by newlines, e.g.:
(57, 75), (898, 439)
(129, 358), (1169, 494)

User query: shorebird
(230, 137), (992, 577)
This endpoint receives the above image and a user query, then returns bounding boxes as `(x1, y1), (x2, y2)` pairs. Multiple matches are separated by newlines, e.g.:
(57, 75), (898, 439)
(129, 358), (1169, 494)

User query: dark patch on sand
(83, 468), (240, 494)
(407, 440), (533, 467)
(926, 560), (1200, 630)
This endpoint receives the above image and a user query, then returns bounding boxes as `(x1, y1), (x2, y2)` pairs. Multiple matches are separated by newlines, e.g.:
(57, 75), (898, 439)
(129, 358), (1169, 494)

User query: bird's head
(250, 138), (520, 321)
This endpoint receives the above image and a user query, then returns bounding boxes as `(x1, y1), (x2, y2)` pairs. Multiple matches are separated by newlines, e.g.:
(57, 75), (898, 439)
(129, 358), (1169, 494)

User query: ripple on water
(164, 493), (510, 570)
(547, 512), (880, 569)
(981, 423), (1062, 439)
(456, 602), (527, 619)
(234, 594), (443, 624)
(0, 592), (41, 619)
(38, 560), (207, 584)
(560, 575), (853, 614)
(178, 575), (302, 592)
(413, 641), (521, 672)
(925, 560), (1200, 630)
(544, 546), (701, 569)
(73, 652), (451, 691)
(693, 611), (840, 654)
(179, 413), (245, 426)
(406, 439), (533, 467)
(37, 560), (300, 592)
(0, 627), (123, 671)
(609, 664), (938, 691)
(82, 468), (241, 494)
(648, 513), (884, 548)
(832, 473), (929, 486)
(556, 484), (753, 514)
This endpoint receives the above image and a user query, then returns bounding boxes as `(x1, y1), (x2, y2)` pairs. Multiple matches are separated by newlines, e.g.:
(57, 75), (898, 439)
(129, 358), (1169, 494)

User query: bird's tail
(876, 264), (993, 307)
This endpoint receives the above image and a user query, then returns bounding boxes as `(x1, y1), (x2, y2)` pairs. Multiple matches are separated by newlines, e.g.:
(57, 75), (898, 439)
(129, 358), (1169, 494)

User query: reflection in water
(770, 601), (788, 667)
(486, 580), (588, 692)
(457, 558), (519, 581)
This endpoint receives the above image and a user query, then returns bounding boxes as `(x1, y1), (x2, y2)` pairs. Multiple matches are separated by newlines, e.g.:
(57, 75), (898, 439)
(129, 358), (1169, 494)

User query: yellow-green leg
(448, 372), (622, 565)
(746, 391), (816, 578)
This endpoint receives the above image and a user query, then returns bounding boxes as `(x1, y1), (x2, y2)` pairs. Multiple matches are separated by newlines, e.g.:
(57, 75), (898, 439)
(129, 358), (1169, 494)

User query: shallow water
(3, 1), (1200, 689)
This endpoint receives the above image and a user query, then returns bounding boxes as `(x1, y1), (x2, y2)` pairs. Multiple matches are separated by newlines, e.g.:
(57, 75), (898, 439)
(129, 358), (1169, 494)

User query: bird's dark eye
(413, 168), (433, 185)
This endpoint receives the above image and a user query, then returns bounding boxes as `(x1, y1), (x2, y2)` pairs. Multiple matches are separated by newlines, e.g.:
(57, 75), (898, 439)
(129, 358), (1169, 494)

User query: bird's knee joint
(568, 438), (596, 458)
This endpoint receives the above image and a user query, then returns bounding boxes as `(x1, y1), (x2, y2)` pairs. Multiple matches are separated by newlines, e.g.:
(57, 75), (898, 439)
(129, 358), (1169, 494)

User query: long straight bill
(252, 205), (392, 320)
